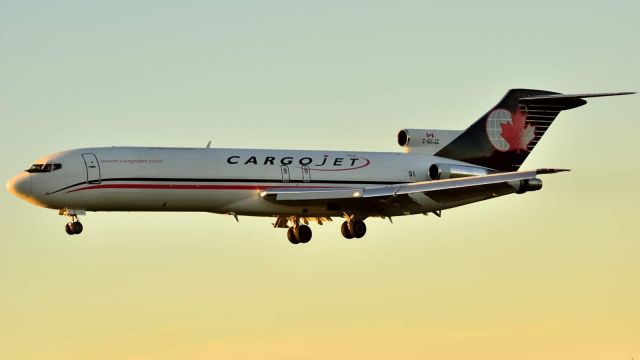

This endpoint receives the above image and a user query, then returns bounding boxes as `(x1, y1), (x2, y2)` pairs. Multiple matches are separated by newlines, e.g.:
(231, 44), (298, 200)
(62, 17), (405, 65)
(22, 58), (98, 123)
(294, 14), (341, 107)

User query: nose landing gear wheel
(65, 221), (83, 235)
(65, 222), (74, 235)
(71, 221), (83, 235)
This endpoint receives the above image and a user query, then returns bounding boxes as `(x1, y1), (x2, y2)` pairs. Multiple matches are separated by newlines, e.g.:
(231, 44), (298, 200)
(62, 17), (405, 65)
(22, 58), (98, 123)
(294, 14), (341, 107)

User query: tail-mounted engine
(397, 129), (463, 154)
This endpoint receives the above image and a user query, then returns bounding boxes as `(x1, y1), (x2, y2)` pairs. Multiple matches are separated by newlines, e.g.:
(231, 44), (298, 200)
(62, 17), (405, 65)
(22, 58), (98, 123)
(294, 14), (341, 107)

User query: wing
(260, 168), (567, 201)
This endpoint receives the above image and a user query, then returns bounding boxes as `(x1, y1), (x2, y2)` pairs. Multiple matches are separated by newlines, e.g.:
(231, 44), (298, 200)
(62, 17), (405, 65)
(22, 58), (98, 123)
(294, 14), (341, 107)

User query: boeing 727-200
(6, 89), (634, 244)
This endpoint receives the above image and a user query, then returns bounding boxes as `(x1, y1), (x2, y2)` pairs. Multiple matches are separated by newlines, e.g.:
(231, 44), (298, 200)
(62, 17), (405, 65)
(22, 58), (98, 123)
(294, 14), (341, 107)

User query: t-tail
(435, 89), (635, 171)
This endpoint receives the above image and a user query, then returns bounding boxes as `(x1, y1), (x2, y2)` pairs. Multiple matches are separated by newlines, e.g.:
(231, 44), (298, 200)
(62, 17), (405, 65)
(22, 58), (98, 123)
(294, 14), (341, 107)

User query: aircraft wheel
(296, 225), (312, 244)
(349, 220), (366, 238)
(287, 227), (300, 244)
(71, 221), (83, 235)
(341, 221), (354, 239)
(65, 222), (75, 235)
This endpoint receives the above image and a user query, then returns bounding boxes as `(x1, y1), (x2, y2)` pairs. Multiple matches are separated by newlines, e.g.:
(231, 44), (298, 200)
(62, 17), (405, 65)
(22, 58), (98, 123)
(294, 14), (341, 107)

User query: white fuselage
(10, 146), (517, 218)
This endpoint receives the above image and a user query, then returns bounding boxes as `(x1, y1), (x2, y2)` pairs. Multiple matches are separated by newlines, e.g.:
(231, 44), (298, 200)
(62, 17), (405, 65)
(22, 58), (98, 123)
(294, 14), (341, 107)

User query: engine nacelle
(428, 163), (492, 180)
(397, 129), (462, 154)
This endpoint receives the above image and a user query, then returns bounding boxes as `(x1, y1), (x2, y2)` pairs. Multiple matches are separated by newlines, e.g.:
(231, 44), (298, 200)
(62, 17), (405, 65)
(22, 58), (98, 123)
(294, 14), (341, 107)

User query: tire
(287, 227), (300, 244)
(341, 221), (354, 239)
(349, 220), (366, 238)
(71, 222), (83, 235)
(65, 223), (75, 235)
(296, 225), (312, 244)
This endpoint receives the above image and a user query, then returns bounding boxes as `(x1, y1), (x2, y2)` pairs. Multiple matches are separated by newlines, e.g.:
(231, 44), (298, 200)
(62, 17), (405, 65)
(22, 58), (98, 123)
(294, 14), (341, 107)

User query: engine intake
(429, 163), (492, 180)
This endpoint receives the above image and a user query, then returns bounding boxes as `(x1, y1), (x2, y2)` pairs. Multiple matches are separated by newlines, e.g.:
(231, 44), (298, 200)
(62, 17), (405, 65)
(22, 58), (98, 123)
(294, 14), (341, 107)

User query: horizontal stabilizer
(521, 92), (635, 101)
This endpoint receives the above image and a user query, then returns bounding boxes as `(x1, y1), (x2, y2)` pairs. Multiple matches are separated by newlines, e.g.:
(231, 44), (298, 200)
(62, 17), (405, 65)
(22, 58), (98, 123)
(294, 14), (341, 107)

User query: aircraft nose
(6, 172), (32, 199)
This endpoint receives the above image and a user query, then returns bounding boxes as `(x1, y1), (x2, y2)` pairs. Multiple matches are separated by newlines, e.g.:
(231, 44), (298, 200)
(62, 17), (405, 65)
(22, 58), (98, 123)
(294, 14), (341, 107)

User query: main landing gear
(340, 220), (366, 239)
(287, 224), (312, 244)
(274, 216), (315, 245)
(273, 216), (368, 244)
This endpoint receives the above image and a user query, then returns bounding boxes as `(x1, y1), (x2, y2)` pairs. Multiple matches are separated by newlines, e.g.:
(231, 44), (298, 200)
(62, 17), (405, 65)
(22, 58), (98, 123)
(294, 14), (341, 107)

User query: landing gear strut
(341, 220), (366, 239)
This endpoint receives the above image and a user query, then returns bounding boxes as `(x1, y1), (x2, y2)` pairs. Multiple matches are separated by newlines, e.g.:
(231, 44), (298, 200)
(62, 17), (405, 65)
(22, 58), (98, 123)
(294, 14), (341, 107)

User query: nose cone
(6, 172), (32, 200)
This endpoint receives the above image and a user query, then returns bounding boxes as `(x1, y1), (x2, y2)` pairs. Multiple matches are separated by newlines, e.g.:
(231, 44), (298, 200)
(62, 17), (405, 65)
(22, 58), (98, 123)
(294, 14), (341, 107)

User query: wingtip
(536, 168), (571, 174)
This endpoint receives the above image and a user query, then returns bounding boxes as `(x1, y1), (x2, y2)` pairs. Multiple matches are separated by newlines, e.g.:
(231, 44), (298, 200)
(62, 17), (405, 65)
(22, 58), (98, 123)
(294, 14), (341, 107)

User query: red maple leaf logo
(500, 107), (535, 153)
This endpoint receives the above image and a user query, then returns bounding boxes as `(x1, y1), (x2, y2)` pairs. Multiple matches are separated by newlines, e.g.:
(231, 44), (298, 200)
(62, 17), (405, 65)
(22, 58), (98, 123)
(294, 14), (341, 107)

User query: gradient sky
(1, 1), (638, 359)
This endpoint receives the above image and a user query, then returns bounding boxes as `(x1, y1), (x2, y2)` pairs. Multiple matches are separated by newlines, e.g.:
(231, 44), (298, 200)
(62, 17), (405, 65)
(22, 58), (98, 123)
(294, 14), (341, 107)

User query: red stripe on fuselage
(66, 183), (338, 193)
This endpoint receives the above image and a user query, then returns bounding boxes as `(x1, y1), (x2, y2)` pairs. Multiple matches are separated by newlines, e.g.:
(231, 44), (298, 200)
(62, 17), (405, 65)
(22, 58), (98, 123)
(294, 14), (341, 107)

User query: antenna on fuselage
(205, 140), (212, 149)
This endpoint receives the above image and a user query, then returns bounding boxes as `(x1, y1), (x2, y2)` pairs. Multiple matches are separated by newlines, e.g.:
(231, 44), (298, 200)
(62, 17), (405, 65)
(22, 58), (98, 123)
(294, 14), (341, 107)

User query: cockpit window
(27, 164), (45, 172)
(27, 163), (62, 173)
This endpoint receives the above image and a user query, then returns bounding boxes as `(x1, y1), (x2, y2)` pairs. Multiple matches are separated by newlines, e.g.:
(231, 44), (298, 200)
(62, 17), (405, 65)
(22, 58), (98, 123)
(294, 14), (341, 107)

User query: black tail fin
(436, 89), (591, 171)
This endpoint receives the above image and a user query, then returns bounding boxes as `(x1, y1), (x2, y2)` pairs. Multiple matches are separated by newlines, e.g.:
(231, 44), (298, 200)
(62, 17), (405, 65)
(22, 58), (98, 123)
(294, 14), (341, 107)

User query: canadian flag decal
(501, 107), (535, 152)
(486, 107), (535, 153)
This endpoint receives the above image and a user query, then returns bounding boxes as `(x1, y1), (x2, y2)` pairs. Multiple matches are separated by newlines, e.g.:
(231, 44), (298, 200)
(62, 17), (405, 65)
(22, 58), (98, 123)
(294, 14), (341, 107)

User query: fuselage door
(281, 165), (290, 183)
(81, 153), (101, 184)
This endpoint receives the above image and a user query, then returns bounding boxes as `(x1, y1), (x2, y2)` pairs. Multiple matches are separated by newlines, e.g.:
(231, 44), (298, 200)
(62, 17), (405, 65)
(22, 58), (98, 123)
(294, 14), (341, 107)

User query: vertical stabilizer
(435, 89), (588, 171)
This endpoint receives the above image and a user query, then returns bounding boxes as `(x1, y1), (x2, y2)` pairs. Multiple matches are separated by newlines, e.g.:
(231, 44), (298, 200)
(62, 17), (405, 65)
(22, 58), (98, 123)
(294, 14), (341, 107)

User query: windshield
(27, 163), (62, 173)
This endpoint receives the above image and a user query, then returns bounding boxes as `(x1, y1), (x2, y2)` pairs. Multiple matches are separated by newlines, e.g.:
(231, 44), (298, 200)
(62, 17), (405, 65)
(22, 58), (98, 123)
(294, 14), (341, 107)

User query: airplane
(6, 89), (634, 244)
